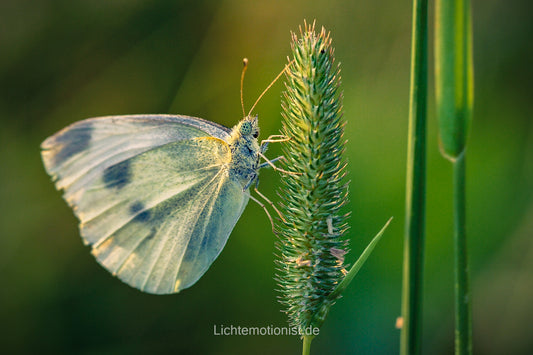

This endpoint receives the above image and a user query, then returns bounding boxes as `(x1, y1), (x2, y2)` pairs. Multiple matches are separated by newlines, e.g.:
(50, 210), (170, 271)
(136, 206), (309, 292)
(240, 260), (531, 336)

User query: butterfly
(41, 60), (293, 295)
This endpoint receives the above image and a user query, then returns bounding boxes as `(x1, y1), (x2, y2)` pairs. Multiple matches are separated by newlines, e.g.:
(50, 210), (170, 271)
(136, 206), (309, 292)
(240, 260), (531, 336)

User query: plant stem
(453, 154), (472, 354)
(400, 0), (428, 354)
(435, 0), (474, 353)
(302, 335), (313, 355)
(434, 0), (474, 159)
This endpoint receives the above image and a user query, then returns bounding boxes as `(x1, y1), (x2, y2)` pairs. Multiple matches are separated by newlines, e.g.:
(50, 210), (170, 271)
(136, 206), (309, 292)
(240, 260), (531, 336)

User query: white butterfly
(41, 112), (289, 294)
(41, 58), (296, 294)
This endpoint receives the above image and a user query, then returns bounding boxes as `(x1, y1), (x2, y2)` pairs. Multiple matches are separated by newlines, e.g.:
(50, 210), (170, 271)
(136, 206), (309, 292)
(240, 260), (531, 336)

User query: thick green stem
(302, 335), (313, 355)
(435, 0), (474, 353)
(400, 0), (428, 354)
(453, 154), (472, 354)
(435, 0), (474, 160)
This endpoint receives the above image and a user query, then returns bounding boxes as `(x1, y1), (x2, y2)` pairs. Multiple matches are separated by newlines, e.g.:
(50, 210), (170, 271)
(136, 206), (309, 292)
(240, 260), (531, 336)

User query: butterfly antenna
(240, 58), (249, 117)
(247, 59), (295, 117)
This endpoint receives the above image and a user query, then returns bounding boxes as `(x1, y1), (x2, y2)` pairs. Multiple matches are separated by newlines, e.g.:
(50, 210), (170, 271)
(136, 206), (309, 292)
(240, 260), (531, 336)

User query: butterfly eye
(240, 122), (252, 135)
(253, 131), (259, 138)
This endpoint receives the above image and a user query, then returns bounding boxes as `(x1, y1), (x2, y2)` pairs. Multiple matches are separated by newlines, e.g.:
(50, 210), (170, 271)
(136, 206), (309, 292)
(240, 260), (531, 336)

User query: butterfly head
(238, 115), (259, 139)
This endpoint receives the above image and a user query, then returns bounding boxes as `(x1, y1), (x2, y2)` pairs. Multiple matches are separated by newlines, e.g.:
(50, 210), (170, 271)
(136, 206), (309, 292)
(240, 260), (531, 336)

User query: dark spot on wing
(103, 159), (131, 189)
(130, 201), (151, 223)
(52, 124), (93, 165)
(146, 227), (156, 240)
(145, 201), (175, 226)
(130, 201), (144, 214)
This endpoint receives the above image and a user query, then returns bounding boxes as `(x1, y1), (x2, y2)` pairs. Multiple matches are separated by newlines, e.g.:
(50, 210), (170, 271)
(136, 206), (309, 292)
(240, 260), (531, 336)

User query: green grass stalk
(435, 1), (474, 353)
(302, 335), (313, 355)
(453, 154), (471, 354)
(435, 0), (474, 159)
(400, 0), (428, 354)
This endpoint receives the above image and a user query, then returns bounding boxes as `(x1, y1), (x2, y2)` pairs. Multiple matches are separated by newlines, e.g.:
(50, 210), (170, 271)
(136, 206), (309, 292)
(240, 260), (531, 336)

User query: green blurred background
(1, 0), (531, 354)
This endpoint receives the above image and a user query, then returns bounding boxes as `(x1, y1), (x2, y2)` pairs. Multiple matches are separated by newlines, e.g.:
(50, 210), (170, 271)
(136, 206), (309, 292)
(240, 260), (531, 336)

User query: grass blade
(400, 0), (428, 354)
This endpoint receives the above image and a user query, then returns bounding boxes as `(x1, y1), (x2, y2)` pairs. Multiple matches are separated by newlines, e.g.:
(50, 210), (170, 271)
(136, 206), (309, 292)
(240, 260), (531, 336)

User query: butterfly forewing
(41, 114), (231, 199)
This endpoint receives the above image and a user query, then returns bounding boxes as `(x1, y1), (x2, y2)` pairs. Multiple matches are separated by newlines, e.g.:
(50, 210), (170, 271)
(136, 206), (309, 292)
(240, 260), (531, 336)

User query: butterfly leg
(253, 184), (286, 223)
(245, 191), (276, 234)
(260, 135), (291, 154)
(261, 135), (291, 145)
(259, 135), (299, 175)
(258, 155), (283, 168)
(258, 151), (301, 176)
(243, 171), (258, 191)
(260, 141), (269, 154)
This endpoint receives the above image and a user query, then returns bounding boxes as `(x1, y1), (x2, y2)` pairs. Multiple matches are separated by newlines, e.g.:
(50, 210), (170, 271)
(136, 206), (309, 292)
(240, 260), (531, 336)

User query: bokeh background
(1, 0), (532, 354)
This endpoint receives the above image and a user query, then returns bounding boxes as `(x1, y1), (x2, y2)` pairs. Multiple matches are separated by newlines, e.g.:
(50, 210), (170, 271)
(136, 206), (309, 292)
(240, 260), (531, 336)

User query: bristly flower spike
(276, 21), (349, 332)
(275, 21), (392, 353)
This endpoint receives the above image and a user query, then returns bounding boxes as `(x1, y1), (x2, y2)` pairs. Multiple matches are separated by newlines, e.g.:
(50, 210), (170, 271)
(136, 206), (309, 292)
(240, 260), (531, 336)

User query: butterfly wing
(41, 114), (231, 196)
(42, 116), (247, 294)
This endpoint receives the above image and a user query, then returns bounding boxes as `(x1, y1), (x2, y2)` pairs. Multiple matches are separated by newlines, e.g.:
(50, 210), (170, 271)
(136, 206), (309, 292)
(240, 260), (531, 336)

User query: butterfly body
(42, 114), (262, 294)
(227, 115), (262, 189)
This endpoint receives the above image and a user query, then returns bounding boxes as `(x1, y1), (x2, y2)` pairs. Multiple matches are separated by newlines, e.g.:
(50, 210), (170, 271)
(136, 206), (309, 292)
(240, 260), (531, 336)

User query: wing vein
(139, 168), (226, 292)
(161, 173), (227, 292)
(170, 174), (227, 291)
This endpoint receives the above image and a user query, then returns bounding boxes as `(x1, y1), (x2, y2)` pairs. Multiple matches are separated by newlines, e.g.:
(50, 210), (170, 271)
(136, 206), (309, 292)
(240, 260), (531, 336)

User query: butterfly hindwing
(89, 138), (248, 294)
(42, 116), (248, 294)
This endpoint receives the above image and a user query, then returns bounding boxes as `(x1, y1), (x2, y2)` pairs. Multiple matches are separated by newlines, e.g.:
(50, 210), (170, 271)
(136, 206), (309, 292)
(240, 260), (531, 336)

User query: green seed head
(276, 21), (349, 332)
